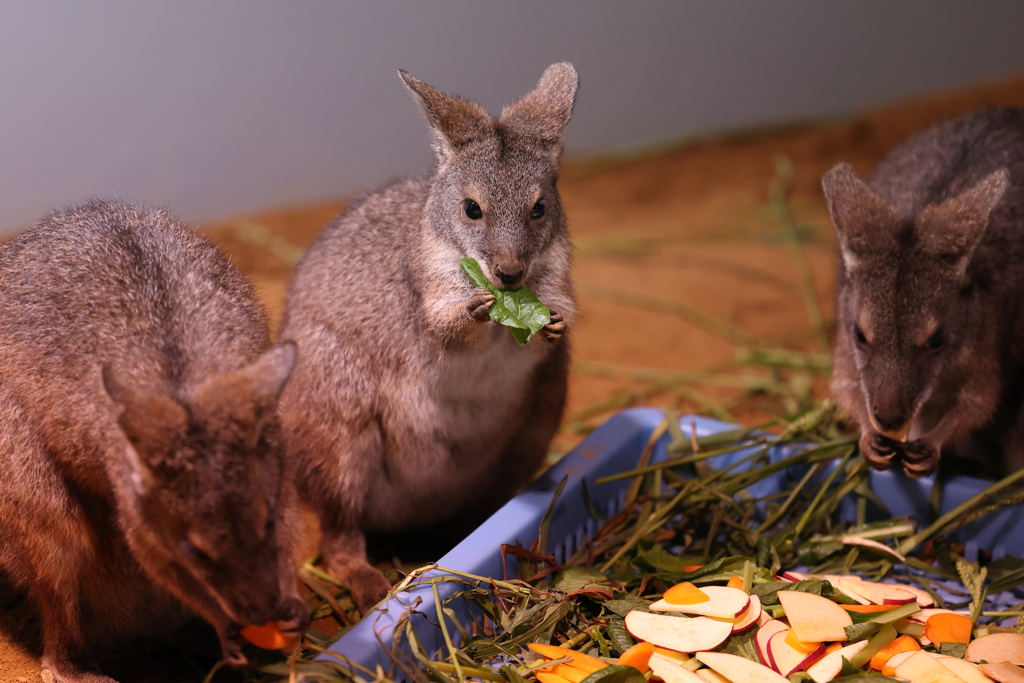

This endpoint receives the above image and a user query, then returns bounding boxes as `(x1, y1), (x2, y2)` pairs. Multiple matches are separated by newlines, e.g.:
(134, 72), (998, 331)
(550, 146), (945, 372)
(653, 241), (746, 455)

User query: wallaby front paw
(541, 310), (566, 343)
(860, 431), (897, 470)
(219, 625), (249, 667)
(466, 288), (495, 322)
(902, 439), (939, 478)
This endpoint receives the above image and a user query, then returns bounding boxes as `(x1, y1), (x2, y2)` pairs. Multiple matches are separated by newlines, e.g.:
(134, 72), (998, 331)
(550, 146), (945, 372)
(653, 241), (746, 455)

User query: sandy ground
(3, 71), (1024, 681)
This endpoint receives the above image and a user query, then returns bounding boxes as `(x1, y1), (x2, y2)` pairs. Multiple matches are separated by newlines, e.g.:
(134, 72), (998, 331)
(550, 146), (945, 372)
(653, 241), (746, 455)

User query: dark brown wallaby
(279, 63), (578, 611)
(0, 200), (308, 683)
(825, 107), (1024, 478)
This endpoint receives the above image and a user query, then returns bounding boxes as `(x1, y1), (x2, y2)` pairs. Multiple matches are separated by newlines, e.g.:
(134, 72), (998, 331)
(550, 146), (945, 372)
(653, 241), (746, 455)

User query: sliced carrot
(841, 604), (899, 613)
(240, 622), (295, 651)
(537, 673), (576, 683)
(784, 629), (822, 654)
(825, 643), (844, 655)
(727, 575), (745, 590)
(682, 564), (704, 572)
(551, 665), (591, 683)
(663, 581), (710, 605)
(528, 643), (608, 673)
(617, 641), (655, 673)
(869, 634), (921, 671)
(923, 612), (973, 645)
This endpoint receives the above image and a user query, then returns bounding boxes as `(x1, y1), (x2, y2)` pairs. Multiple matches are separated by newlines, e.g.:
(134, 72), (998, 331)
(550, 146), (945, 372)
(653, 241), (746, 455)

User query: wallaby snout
(870, 407), (911, 441)
(493, 259), (526, 287)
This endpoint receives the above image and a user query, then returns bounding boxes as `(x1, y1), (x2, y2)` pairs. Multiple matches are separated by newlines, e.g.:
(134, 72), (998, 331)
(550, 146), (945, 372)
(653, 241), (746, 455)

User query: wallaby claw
(902, 439), (939, 478)
(860, 431), (897, 471)
(467, 288), (495, 322)
(542, 310), (566, 343)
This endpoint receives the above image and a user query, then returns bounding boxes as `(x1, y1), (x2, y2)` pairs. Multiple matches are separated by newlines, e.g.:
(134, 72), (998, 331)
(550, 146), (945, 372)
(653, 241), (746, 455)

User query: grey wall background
(1, 1), (1023, 235)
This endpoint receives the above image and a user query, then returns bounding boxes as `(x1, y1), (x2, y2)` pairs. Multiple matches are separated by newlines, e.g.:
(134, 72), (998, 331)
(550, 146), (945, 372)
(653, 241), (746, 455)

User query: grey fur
(825, 107), (1024, 478)
(279, 63), (578, 610)
(0, 200), (308, 683)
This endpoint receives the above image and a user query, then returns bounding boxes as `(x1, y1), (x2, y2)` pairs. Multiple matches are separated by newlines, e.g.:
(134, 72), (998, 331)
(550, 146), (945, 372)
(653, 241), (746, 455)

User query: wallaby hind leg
(34, 582), (115, 683)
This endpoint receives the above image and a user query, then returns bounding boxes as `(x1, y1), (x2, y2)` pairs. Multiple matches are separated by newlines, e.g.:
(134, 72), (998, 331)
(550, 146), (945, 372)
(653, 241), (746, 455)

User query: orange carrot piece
(870, 634), (921, 671)
(923, 613), (973, 645)
(784, 629), (822, 654)
(825, 643), (844, 655)
(727, 575), (745, 590)
(663, 581), (710, 605)
(617, 642), (655, 673)
(240, 622), (295, 651)
(537, 673), (576, 683)
(528, 643), (608, 673)
(682, 564), (704, 572)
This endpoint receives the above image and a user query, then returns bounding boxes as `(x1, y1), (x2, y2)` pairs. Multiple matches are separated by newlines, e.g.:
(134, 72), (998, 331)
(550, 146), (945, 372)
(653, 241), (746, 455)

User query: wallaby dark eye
(853, 324), (867, 345)
(530, 199), (546, 219)
(463, 199), (482, 220)
(925, 327), (945, 350)
(181, 539), (211, 563)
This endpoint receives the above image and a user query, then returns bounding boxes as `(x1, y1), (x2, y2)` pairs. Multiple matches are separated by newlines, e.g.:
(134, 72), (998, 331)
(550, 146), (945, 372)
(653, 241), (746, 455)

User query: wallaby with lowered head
(0, 201), (308, 683)
(825, 107), (1024, 478)
(279, 63), (578, 610)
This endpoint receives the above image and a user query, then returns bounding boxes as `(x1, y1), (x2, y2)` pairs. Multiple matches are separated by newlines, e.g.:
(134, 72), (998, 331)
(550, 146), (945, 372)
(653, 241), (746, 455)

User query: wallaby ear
(916, 168), (1009, 276)
(399, 70), (493, 161)
(240, 340), (298, 407)
(822, 162), (902, 271)
(102, 364), (188, 494)
(193, 342), (298, 447)
(500, 62), (579, 150)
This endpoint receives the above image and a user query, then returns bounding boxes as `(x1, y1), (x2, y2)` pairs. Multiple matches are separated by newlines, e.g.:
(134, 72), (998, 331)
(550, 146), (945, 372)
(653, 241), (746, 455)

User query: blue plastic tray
(321, 408), (1024, 677)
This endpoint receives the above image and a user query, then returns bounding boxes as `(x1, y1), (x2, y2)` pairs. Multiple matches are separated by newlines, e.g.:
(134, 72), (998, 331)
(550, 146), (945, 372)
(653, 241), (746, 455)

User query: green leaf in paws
(460, 257), (551, 345)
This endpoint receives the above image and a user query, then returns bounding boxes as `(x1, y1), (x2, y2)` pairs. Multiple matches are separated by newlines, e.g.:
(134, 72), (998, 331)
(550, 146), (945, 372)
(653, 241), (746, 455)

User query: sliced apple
(755, 619), (790, 666)
(695, 668), (732, 683)
(842, 579), (917, 606)
(714, 594), (761, 633)
(767, 630), (826, 676)
(910, 609), (972, 624)
(649, 653), (706, 683)
(830, 577), (872, 605)
(777, 590), (852, 643)
(933, 656), (996, 683)
(894, 583), (936, 608)
(839, 535), (907, 563)
(895, 650), (968, 683)
(625, 611), (733, 653)
(883, 650), (921, 676)
(979, 662), (1024, 683)
(695, 651), (790, 683)
(783, 571), (808, 582)
(653, 648), (692, 664)
(650, 586), (751, 618)
(967, 633), (1024, 666)
(805, 641), (870, 683)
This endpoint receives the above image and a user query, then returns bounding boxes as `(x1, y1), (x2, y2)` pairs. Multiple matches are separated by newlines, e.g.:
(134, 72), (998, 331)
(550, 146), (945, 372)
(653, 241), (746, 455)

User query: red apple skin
(756, 620), (789, 667)
(881, 597), (917, 605)
(730, 596), (762, 634)
(766, 631), (827, 676)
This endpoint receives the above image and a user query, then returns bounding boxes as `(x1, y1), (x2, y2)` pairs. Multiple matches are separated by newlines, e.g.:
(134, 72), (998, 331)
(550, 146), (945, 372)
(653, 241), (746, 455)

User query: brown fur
(0, 200), (308, 683)
(825, 107), (1024, 478)
(279, 64), (578, 610)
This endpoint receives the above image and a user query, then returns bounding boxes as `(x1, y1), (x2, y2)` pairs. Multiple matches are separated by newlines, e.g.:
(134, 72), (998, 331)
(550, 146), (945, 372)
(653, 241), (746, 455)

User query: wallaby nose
(872, 409), (910, 441)
(494, 264), (525, 287)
